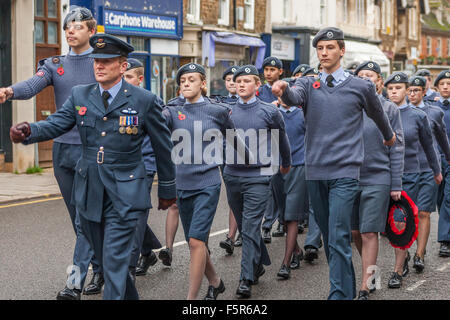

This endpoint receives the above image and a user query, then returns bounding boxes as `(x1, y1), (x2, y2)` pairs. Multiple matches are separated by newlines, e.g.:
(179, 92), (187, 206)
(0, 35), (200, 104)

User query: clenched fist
(271, 80), (288, 97)
(0, 87), (14, 104)
(10, 122), (31, 143)
(383, 132), (396, 147)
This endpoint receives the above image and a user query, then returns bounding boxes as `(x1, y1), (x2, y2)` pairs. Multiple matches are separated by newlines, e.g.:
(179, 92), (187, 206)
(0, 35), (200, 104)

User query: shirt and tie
(319, 67), (350, 88)
(99, 80), (123, 109)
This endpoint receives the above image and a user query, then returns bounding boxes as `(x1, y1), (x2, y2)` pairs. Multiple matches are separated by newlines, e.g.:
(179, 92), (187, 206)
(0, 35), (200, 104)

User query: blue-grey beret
(415, 69), (431, 77)
(262, 57), (282, 69)
(302, 67), (319, 77)
(434, 70), (450, 87)
(312, 27), (344, 48)
(223, 65), (239, 80)
(384, 72), (409, 86)
(126, 58), (143, 70)
(292, 64), (310, 76)
(89, 34), (134, 59)
(233, 65), (259, 82)
(409, 76), (427, 88)
(176, 63), (206, 85)
(63, 6), (94, 30)
(355, 61), (381, 76)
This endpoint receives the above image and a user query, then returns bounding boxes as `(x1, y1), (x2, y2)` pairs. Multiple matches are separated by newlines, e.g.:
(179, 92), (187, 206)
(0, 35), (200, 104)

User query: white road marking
(406, 280), (426, 291)
(436, 262), (450, 272)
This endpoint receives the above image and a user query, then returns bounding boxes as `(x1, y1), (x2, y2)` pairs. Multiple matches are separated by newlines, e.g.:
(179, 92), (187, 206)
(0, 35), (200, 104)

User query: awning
(309, 40), (391, 74)
(202, 31), (266, 68)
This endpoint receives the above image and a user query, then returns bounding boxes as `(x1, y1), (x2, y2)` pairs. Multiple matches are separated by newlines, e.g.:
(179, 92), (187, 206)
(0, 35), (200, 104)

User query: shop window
(210, 60), (236, 97)
(218, 0), (229, 26)
(244, 0), (255, 30)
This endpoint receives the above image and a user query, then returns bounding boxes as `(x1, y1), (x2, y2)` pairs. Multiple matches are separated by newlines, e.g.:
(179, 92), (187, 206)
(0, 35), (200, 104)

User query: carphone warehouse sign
(104, 9), (177, 37)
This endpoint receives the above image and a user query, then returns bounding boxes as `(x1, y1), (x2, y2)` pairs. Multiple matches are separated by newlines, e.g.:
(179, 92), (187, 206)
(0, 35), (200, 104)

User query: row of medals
(119, 126), (138, 135)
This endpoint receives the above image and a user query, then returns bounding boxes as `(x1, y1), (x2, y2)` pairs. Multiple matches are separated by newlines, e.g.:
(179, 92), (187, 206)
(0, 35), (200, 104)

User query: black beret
(434, 70), (450, 87)
(409, 76), (427, 88)
(222, 65), (239, 80)
(312, 27), (344, 48)
(415, 69), (431, 77)
(63, 6), (94, 30)
(233, 65), (259, 82)
(302, 67), (319, 77)
(89, 34), (134, 59)
(384, 72), (409, 86)
(176, 63), (206, 85)
(262, 57), (282, 69)
(126, 58), (143, 70)
(355, 61), (381, 76)
(292, 64), (310, 76)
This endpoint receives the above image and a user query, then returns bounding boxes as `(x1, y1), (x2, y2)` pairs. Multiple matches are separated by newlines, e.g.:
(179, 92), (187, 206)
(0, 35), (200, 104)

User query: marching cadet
(9, 34), (176, 300)
(434, 70), (450, 258)
(407, 75), (450, 273)
(292, 64), (310, 78)
(275, 96), (308, 280)
(122, 58), (163, 278)
(217, 65), (242, 255)
(415, 69), (440, 103)
(384, 72), (441, 289)
(0, 6), (101, 300)
(272, 27), (396, 300)
(223, 65), (291, 299)
(259, 57), (285, 242)
(162, 63), (238, 300)
(352, 61), (405, 300)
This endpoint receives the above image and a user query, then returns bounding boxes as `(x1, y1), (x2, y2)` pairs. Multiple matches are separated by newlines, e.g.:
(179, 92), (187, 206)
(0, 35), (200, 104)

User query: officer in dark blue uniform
(10, 34), (177, 300)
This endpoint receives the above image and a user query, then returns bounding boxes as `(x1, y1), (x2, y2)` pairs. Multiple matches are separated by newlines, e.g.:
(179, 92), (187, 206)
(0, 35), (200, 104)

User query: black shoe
(83, 272), (104, 295)
(158, 248), (173, 266)
(357, 290), (369, 300)
(304, 246), (318, 262)
(129, 267), (136, 284)
(253, 264), (265, 285)
(439, 242), (450, 257)
(413, 254), (425, 273)
(272, 222), (285, 237)
(136, 251), (158, 276)
(290, 250), (304, 269)
(402, 251), (410, 277)
(369, 278), (376, 293)
(204, 279), (225, 300)
(219, 236), (234, 255)
(56, 286), (81, 300)
(297, 223), (304, 234)
(277, 264), (291, 279)
(236, 279), (251, 298)
(262, 229), (272, 243)
(234, 233), (242, 247)
(388, 272), (402, 289)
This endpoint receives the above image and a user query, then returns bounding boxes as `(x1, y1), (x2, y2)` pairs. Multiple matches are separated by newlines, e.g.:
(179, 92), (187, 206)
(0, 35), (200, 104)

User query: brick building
(180, 0), (269, 95)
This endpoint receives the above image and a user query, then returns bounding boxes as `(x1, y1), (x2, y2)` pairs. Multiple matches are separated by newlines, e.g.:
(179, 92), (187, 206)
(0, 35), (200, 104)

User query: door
(34, 0), (60, 167)
(0, 0), (12, 169)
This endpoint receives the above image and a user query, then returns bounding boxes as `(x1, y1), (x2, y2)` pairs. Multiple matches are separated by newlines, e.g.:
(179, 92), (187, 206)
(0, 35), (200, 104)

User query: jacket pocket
(113, 165), (150, 211)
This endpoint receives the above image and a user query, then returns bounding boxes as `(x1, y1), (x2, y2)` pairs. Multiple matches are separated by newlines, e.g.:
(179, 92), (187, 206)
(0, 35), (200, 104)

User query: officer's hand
(434, 173), (443, 185)
(383, 132), (396, 147)
(272, 80), (288, 97)
(158, 198), (177, 210)
(390, 191), (402, 201)
(0, 87), (14, 104)
(10, 122), (31, 143)
(280, 165), (291, 175)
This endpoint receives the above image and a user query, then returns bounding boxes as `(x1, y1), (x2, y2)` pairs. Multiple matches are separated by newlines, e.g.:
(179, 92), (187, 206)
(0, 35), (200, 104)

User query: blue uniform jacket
(25, 80), (176, 223)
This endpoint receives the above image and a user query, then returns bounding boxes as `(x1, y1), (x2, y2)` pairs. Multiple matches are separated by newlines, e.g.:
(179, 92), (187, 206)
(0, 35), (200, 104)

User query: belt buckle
(97, 150), (104, 164)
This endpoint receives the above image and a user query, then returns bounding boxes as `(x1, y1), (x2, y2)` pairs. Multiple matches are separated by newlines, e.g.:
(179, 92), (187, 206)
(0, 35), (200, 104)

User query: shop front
(72, 0), (183, 103)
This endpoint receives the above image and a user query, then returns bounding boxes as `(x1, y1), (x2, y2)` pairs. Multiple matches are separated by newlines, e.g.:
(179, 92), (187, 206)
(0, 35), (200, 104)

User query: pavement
(0, 168), (60, 204)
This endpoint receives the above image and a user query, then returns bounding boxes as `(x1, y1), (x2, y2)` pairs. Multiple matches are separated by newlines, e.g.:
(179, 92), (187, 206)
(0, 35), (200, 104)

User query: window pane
(129, 37), (146, 52)
(48, 0), (57, 18)
(48, 22), (58, 44)
(34, 20), (45, 43)
(35, 0), (44, 17)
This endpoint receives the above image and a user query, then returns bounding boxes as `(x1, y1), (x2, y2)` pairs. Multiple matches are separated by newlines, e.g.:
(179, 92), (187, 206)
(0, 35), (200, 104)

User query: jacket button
(101, 132), (106, 136)
(81, 121), (84, 125)
(129, 175), (134, 178)
(103, 117), (107, 121)
(99, 146), (104, 151)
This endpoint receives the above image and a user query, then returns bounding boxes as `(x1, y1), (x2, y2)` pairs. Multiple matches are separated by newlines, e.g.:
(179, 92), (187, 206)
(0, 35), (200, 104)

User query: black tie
(444, 100), (449, 107)
(326, 75), (335, 87)
(102, 91), (111, 109)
